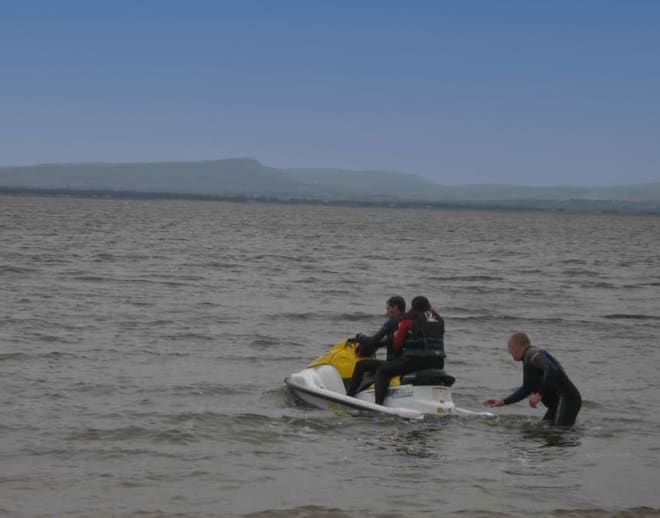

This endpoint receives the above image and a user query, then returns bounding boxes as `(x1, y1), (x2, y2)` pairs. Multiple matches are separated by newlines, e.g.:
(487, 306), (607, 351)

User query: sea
(1, 194), (659, 518)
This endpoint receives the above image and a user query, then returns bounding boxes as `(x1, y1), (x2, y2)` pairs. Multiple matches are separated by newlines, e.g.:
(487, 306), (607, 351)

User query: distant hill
(285, 168), (442, 200)
(1, 159), (659, 212)
(430, 183), (660, 203)
(0, 159), (306, 197)
(287, 168), (660, 203)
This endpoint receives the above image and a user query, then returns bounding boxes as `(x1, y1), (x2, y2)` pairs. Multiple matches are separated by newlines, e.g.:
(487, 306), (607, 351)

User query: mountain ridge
(1, 158), (659, 211)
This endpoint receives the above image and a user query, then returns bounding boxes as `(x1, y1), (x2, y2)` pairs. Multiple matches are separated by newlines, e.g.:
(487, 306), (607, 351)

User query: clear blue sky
(1, 1), (659, 185)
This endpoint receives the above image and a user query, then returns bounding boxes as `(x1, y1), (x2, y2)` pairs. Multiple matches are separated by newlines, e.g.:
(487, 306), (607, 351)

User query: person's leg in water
(346, 359), (383, 397)
(552, 389), (582, 427)
(543, 404), (558, 423)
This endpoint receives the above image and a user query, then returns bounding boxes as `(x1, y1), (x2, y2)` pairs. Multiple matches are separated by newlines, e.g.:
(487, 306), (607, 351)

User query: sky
(1, 1), (659, 186)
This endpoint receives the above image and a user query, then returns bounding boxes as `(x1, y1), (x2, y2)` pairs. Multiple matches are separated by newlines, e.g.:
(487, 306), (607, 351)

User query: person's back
(397, 305), (445, 365)
(519, 345), (581, 425)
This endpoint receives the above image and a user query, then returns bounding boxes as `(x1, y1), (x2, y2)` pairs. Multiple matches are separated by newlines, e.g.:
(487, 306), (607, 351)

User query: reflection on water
(518, 420), (583, 448)
(388, 425), (444, 459)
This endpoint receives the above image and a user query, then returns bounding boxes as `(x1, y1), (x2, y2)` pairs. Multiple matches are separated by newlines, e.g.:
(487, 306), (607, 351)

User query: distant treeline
(3, 186), (659, 214)
(2, 159), (659, 214)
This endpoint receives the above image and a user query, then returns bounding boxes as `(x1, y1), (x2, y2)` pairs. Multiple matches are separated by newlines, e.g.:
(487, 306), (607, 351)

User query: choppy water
(1, 194), (660, 518)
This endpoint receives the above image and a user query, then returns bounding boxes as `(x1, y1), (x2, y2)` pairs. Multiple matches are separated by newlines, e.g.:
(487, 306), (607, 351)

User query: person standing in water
(484, 332), (582, 426)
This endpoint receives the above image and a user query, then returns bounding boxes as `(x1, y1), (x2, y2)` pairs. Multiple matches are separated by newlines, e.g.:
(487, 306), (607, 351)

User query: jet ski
(285, 339), (493, 420)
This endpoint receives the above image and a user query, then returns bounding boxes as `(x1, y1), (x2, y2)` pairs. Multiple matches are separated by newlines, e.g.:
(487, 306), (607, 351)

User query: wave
(70, 275), (196, 288)
(277, 312), (320, 321)
(221, 354), (309, 362)
(167, 331), (216, 341)
(426, 275), (504, 282)
(603, 314), (660, 321)
(195, 260), (247, 269)
(138, 382), (253, 397)
(233, 506), (660, 518)
(562, 268), (598, 276)
(68, 425), (198, 444)
(68, 274), (116, 282)
(241, 506), (359, 518)
(91, 252), (118, 262)
(140, 349), (192, 357)
(71, 381), (120, 395)
(27, 332), (71, 343)
(558, 259), (588, 265)
(448, 314), (587, 325)
(542, 508), (660, 518)
(65, 410), (356, 446)
(250, 336), (282, 347)
(250, 253), (314, 263)
(276, 312), (375, 322)
(0, 352), (28, 362)
(578, 281), (619, 289)
(0, 264), (37, 274)
(333, 312), (380, 322)
(453, 286), (534, 295)
(0, 350), (80, 362)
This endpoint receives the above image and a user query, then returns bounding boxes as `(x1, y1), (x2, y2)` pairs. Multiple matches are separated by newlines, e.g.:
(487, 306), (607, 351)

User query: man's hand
(528, 393), (542, 408)
(356, 343), (376, 357)
(483, 398), (505, 408)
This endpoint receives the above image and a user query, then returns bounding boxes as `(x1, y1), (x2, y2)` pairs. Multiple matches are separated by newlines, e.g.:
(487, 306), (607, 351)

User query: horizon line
(1, 158), (658, 189)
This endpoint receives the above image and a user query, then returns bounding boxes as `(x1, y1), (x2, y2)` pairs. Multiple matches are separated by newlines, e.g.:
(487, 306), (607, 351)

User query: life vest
(401, 310), (445, 357)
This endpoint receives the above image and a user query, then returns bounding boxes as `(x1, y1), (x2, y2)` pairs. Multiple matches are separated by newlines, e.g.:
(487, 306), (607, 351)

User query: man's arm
(503, 385), (532, 405)
(484, 385), (531, 407)
(358, 317), (397, 347)
(393, 318), (412, 349)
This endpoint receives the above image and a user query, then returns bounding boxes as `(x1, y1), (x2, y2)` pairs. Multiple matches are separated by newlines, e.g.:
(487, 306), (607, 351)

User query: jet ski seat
(400, 369), (455, 387)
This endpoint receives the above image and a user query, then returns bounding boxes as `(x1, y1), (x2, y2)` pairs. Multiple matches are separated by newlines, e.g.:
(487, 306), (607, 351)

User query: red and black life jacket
(402, 310), (445, 357)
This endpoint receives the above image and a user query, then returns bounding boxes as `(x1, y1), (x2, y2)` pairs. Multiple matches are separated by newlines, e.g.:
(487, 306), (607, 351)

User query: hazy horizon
(2, 157), (660, 189)
(1, 1), (659, 186)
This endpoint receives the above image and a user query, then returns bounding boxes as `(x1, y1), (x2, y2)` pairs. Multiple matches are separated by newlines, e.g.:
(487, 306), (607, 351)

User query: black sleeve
(358, 317), (397, 347)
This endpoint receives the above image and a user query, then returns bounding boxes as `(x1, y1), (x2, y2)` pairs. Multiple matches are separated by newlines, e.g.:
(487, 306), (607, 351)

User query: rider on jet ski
(346, 295), (405, 397)
(371, 295), (445, 405)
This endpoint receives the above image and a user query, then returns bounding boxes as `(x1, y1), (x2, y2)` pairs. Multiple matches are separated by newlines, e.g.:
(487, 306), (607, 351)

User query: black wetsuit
(504, 346), (582, 426)
(346, 317), (398, 397)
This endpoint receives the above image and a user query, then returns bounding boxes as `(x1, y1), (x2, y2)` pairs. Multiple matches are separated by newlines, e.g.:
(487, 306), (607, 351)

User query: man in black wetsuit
(484, 332), (582, 426)
(345, 295), (405, 397)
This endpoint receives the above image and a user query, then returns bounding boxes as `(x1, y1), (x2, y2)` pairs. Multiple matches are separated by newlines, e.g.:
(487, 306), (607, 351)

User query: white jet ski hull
(285, 363), (490, 419)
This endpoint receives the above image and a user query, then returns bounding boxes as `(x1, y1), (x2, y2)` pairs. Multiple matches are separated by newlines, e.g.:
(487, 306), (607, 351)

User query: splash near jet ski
(285, 339), (492, 420)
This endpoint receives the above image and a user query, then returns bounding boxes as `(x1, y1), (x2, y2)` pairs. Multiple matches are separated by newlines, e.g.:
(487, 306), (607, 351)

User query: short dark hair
(410, 295), (431, 312)
(387, 295), (406, 313)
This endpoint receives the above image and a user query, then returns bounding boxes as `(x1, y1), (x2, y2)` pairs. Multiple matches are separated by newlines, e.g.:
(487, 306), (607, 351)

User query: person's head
(386, 295), (406, 318)
(507, 332), (531, 361)
(410, 295), (431, 313)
